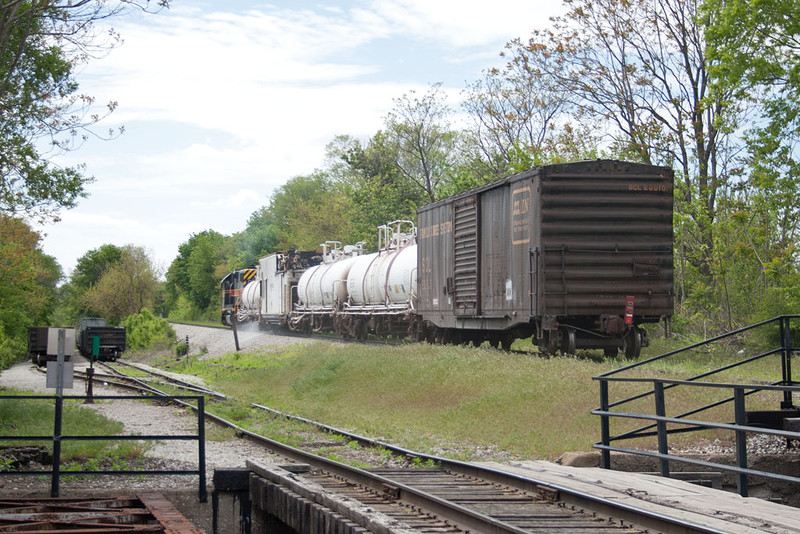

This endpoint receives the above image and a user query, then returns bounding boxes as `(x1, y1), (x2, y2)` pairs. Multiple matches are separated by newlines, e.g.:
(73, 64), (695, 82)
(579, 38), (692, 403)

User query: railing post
(781, 316), (794, 409)
(734, 387), (748, 497)
(600, 380), (611, 469)
(654, 381), (670, 478)
(198, 396), (207, 503)
(51, 395), (63, 497)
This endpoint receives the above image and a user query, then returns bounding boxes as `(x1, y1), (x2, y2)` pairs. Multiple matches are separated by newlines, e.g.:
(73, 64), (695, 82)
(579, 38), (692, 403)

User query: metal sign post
(51, 328), (65, 497)
(232, 316), (241, 351)
(86, 335), (99, 404)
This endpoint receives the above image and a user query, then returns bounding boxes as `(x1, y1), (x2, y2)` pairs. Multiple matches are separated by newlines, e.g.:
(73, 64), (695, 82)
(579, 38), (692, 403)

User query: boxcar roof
(417, 159), (673, 213)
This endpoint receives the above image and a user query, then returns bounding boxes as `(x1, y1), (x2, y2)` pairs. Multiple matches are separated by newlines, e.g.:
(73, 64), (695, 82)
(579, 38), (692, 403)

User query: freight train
(221, 160), (674, 358)
(27, 318), (126, 366)
(76, 317), (126, 362)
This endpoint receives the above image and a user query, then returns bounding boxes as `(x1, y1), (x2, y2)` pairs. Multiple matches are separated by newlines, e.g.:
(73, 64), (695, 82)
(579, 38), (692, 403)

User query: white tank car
(385, 243), (417, 304)
(239, 279), (261, 316)
(297, 242), (363, 309)
(346, 244), (417, 306)
(346, 221), (417, 309)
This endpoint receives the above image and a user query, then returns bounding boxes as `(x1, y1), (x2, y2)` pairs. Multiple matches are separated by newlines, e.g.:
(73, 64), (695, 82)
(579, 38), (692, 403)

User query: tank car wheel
(500, 336), (512, 351)
(603, 347), (618, 359)
(436, 328), (453, 345)
(561, 328), (577, 355)
(356, 319), (368, 340)
(623, 327), (642, 360)
(424, 325), (436, 344)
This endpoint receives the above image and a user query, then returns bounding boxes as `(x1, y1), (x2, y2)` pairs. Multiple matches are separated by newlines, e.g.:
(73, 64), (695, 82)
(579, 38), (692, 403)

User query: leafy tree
(231, 208), (279, 269)
(703, 0), (800, 326)
(71, 244), (124, 290)
(384, 83), (459, 202)
(0, 1), (168, 223)
(82, 245), (158, 323)
(329, 135), (423, 244)
(165, 230), (230, 319)
(0, 215), (61, 366)
(54, 244), (124, 322)
(461, 49), (575, 179)
(267, 172), (354, 249)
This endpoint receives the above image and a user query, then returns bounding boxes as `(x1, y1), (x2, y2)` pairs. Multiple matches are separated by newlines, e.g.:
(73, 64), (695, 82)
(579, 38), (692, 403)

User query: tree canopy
(0, 215), (60, 366)
(0, 0), (167, 222)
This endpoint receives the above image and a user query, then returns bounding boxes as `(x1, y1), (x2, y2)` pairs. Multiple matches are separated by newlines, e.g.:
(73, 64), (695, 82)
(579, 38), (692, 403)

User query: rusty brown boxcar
(413, 159), (674, 358)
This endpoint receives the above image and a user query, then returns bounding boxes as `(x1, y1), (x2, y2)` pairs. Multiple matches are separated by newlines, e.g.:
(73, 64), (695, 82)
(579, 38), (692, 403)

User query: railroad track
(287, 465), (650, 533)
(57, 360), (730, 533)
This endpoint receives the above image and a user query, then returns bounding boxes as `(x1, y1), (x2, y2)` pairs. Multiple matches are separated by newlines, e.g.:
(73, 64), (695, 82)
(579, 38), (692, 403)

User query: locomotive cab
(220, 268), (257, 326)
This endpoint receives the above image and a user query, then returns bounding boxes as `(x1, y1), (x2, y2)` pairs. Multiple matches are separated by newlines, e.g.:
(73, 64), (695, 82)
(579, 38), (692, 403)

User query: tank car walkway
(480, 460), (800, 533)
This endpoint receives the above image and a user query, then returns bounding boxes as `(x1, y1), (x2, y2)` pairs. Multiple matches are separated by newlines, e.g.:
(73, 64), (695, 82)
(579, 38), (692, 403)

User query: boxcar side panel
(417, 202), (455, 319)
(480, 183), (511, 316)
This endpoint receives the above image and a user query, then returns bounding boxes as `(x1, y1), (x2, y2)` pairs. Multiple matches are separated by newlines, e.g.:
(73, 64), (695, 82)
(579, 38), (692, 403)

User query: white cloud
(368, 0), (562, 48)
(39, 1), (564, 276)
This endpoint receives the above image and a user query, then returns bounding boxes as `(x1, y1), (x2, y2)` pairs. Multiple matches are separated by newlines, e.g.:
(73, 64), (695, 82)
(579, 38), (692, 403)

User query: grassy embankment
(156, 334), (791, 460)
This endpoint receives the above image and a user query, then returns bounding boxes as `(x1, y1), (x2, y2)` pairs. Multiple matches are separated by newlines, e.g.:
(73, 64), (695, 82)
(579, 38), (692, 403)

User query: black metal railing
(0, 394), (207, 502)
(594, 315), (800, 497)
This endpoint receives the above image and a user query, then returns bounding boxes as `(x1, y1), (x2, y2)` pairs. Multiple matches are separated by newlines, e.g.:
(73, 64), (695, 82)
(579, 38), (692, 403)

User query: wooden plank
(248, 461), (419, 534)
(479, 461), (800, 534)
(138, 493), (205, 534)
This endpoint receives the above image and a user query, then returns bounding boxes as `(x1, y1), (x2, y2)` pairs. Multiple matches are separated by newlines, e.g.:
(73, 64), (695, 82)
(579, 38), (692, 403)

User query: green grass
(0, 389), (148, 463)
(159, 342), (629, 458)
(158, 330), (799, 460)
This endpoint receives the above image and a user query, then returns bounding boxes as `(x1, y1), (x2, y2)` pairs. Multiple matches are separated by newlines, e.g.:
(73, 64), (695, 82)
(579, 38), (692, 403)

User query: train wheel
(561, 328), (577, 355)
(356, 318), (368, 340)
(433, 327), (453, 345)
(603, 347), (618, 359)
(623, 327), (642, 360)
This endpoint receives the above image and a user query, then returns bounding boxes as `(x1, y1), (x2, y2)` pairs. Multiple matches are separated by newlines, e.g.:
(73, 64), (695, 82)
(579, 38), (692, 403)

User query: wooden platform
(479, 460), (800, 534)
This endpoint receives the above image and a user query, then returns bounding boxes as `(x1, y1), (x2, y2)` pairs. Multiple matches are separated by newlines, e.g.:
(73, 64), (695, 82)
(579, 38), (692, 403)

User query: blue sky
(38, 1), (564, 276)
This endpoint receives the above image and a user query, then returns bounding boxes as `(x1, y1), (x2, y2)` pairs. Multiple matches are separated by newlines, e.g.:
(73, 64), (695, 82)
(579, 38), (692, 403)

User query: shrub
(0, 329), (25, 370)
(122, 310), (175, 350)
(175, 341), (188, 357)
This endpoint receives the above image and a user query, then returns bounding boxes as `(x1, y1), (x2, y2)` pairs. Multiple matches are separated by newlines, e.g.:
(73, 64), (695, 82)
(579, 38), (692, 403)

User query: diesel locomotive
(221, 160), (674, 358)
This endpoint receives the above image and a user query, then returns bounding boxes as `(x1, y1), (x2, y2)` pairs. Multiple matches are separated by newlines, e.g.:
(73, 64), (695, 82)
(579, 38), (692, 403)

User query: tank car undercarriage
(289, 308), (413, 340)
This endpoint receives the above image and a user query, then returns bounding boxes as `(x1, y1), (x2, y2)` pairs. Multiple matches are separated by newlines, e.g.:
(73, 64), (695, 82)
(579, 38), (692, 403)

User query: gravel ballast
(0, 323), (299, 494)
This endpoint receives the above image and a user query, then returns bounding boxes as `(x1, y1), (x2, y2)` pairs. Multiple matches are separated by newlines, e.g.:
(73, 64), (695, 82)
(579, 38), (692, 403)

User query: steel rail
(106, 361), (228, 400)
(249, 404), (728, 534)
(84, 361), (724, 533)
(86, 371), (530, 533)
